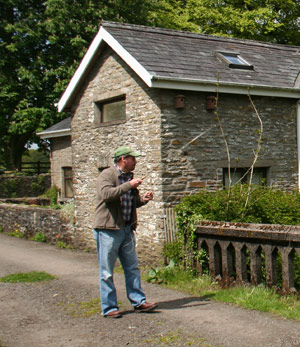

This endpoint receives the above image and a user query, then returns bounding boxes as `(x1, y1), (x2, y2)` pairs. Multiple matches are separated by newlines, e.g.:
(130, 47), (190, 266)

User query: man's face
(121, 155), (137, 172)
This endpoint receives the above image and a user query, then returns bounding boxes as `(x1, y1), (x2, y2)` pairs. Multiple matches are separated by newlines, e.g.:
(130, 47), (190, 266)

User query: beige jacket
(93, 166), (146, 230)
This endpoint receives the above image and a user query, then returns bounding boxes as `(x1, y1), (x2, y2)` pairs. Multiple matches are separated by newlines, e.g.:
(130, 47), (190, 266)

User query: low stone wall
(0, 203), (163, 263)
(0, 203), (166, 263)
(0, 203), (92, 250)
(0, 174), (51, 198)
(0, 197), (50, 206)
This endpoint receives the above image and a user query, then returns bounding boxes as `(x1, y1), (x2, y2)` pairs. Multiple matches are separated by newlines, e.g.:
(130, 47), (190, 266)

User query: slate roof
(37, 117), (71, 139)
(103, 22), (300, 89)
(58, 21), (300, 112)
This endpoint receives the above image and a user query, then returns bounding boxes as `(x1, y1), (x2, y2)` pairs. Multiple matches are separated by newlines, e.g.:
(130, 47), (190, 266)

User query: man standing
(93, 146), (158, 318)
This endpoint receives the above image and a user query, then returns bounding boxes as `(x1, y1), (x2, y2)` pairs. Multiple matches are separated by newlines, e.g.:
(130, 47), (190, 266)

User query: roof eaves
(57, 26), (153, 112)
(57, 28), (105, 113)
(37, 129), (71, 139)
(151, 76), (300, 99)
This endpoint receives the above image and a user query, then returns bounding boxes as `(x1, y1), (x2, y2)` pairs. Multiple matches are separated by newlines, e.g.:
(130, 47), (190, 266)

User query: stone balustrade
(195, 221), (300, 291)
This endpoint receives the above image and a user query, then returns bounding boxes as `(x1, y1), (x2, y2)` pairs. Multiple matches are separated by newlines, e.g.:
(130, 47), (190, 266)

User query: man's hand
(130, 178), (142, 188)
(143, 191), (154, 202)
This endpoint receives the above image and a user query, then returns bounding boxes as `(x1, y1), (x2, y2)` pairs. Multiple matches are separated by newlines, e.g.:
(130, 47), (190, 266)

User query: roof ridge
(101, 20), (300, 52)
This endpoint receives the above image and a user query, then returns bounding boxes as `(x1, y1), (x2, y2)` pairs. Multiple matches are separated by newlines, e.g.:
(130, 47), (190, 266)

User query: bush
(60, 200), (74, 224)
(172, 184), (300, 273)
(32, 231), (46, 243)
(175, 184), (300, 225)
(31, 175), (46, 196)
(1, 178), (18, 198)
(43, 185), (60, 207)
(163, 240), (184, 265)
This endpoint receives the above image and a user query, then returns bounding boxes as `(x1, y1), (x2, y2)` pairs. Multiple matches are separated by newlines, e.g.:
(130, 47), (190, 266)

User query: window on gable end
(217, 52), (254, 70)
(94, 96), (126, 127)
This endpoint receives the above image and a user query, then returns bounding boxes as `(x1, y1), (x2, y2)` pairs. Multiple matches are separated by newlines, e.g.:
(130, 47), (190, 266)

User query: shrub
(32, 231), (46, 243)
(43, 185), (60, 207)
(175, 184), (300, 226)
(163, 240), (184, 265)
(60, 199), (74, 224)
(2, 178), (18, 198)
(173, 184), (300, 274)
(31, 175), (46, 195)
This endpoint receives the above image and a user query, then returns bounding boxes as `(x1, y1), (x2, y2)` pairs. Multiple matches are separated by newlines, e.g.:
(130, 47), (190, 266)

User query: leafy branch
(241, 92), (264, 216)
(214, 73), (232, 219)
(214, 80), (264, 219)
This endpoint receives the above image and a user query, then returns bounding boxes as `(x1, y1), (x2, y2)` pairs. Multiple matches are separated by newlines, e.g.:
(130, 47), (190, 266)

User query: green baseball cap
(113, 146), (141, 158)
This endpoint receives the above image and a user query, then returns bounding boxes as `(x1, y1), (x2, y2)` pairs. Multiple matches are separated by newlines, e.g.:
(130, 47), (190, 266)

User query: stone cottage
(38, 117), (73, 202)
(40, 21), (300, 262)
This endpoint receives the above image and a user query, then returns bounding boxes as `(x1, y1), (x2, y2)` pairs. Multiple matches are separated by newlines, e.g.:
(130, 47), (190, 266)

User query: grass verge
(143, 266), (300, 321)
(212, 285), (300, 320)
(0, 271), (56, 283)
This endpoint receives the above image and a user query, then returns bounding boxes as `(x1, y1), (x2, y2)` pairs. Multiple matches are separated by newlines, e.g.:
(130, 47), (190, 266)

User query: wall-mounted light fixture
(174, 94), (185, 109)
(206, 96), (216, 110)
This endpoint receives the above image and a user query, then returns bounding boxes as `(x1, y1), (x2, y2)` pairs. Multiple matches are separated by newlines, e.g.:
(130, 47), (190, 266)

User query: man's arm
(97, 169), (131, 202)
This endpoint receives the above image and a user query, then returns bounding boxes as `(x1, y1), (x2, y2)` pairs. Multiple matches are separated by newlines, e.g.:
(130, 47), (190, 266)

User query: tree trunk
(5, 134), (30, 171)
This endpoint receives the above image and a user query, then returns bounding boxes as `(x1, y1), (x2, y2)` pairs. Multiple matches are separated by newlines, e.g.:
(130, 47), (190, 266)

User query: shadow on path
(122, 294), (215, 316)
(157, 294), (214, 310)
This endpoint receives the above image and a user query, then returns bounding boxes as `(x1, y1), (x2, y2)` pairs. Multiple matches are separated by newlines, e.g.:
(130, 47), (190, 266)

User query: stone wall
(0, 203), (163, 264)
(0, 203), (86, 249)
(0, 174), (51, 198)
(69, 46), (165, 264)
(159, 91), (298, 205)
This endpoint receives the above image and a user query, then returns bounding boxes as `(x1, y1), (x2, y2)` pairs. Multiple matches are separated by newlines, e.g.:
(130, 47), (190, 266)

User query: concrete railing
(195, 221), (300, 291)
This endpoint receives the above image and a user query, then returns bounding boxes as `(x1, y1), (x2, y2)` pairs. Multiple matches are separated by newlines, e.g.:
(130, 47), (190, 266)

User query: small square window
(223, 167), (267, 187)
(217, 52), (253, 70)
(94, 96), (126, 126)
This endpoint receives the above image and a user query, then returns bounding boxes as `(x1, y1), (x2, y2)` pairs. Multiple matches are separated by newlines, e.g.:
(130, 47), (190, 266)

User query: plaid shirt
(116, 165), (133, 223)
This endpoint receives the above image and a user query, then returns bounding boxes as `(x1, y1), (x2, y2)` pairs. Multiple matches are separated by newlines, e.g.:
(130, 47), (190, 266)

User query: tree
(0, 0), (157, 170)
(22, 149), (49, 163)
(2, 0), (300, 170)
(1, 0), (46, 169)
(152, 0), (300, 45)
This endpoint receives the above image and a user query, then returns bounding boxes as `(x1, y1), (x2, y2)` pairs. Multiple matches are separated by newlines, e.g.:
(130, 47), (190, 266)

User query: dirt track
(1, 233), (300, 347)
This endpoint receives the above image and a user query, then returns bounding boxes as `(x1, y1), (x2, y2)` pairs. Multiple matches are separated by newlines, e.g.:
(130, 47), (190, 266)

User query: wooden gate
(163, 208), (178, 243)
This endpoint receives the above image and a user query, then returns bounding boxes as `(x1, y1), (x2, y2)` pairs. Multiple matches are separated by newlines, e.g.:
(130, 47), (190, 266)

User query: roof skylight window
(217, 52), (254, 70)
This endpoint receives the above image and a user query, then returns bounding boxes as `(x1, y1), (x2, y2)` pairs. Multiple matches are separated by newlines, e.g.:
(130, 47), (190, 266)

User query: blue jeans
(94, 226), (146, 315)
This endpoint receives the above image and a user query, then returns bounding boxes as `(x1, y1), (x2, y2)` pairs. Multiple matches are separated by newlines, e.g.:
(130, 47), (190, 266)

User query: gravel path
(1, 233), (300, 347)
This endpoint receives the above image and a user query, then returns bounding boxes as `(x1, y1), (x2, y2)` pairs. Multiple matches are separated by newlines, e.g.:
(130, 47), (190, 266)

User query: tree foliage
(1, 0), (300, 169)
(0, 0), (156, 169)
(153, 0), (300, 45)
(22, 149), (49, 163)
